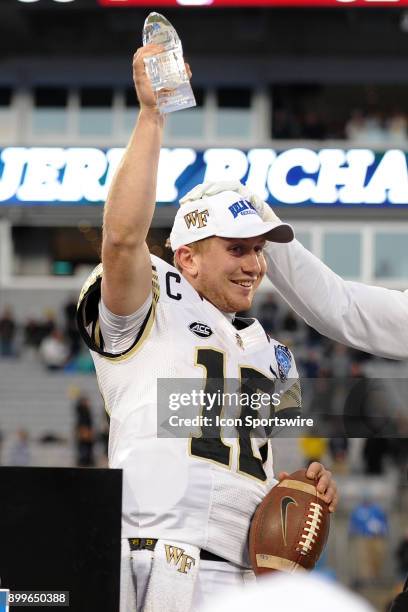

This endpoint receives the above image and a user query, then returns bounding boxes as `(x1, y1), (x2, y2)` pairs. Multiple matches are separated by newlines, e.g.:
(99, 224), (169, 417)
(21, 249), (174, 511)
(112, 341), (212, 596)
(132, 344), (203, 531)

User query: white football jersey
(77, 255), (301, 567)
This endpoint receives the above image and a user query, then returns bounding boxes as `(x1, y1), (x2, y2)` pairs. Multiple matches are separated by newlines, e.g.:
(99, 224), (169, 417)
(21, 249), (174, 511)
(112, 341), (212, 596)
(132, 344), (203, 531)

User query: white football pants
(120, 539), (256, 612)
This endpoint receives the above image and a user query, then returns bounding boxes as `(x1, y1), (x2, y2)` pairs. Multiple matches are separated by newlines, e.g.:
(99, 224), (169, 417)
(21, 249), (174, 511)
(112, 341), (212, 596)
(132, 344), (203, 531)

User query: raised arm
(264, 240), (408, 360)
(101, 45), (165, 316)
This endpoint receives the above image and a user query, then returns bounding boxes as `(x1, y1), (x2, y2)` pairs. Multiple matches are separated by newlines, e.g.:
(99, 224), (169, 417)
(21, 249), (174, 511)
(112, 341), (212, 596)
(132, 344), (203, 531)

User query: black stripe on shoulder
(76, 275), (102, 351)
(77, 262), (158, 359)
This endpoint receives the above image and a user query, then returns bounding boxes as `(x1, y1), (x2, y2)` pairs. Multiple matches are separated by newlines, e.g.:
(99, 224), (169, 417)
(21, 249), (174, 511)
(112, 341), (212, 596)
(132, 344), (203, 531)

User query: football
(249, 469), (330, 575)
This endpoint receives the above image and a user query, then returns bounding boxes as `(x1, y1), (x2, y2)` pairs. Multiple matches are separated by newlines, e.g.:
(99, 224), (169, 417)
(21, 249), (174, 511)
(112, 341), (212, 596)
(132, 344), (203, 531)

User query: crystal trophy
(143, 12), (196, 114)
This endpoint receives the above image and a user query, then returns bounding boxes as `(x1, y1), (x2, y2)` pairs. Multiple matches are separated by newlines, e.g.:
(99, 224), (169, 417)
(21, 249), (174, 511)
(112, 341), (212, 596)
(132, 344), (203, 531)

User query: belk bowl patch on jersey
(274, 344), (292, 381)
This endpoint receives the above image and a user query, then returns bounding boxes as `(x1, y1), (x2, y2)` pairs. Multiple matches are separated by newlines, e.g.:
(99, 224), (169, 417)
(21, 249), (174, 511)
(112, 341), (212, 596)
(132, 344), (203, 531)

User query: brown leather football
(249, 469), (330, 575)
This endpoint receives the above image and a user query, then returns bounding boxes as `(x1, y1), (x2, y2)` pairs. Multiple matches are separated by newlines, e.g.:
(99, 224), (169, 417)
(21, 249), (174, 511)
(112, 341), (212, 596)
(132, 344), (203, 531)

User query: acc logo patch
(189, 322), (213, 338)
(274, 344), (292, 381)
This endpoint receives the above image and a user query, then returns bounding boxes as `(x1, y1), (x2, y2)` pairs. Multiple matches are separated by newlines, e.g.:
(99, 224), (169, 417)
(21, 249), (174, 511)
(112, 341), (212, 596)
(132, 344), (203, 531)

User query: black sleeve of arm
(390, 587), (408, 612)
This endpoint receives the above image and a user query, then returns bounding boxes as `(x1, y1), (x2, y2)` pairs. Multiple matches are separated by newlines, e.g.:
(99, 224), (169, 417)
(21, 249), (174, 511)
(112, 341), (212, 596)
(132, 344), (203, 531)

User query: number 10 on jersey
(190, 348), (276, 482)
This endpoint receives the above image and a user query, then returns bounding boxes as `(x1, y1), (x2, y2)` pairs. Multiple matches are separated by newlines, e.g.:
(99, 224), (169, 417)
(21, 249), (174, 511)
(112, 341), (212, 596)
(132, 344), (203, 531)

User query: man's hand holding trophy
(141, 12), (195, 114)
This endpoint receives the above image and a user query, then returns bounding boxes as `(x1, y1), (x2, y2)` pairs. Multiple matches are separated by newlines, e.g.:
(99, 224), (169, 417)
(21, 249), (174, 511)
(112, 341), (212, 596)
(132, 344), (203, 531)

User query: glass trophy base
(144, 49), (196, 114)
(157, 82), (196, 114)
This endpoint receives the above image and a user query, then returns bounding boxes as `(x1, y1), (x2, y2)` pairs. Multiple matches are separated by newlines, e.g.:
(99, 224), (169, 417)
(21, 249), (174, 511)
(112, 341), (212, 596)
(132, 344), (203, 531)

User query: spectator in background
(306, 323), (324, 348)
(74, 395), (95, 467)
(257, 293), (279, 334)
(300, 348), (321, 378)
(23, 310), (57, 354)
(363, 438), (389, 475)
(349, 497), (389, 587)
(8, 429), (31, 466)
(23, 317), (47, 352)
(387, 111), (407, 145)
(39, 328), (69, 371)
(0, 306), (16, 357)
(99, 411), (110, 466)
(307, 367), (337, 423)
(299, 434), (327, 467)
(345, 109), (366, 142)
(390, 438), (408, 476)
(344, 361), (394, 439)
(365, 111), (386, 144)
(395, 530), (408, 583)
(280, 310), (304, 347)
(272, 108), (300, 139)
(64, 298), (81, 359)
(282, 311), (298, 334)
(328, 434), (349, 474)
(330, 343), (351, 378)
(40, 309), (56, 340)
(301, 110), (327, 140)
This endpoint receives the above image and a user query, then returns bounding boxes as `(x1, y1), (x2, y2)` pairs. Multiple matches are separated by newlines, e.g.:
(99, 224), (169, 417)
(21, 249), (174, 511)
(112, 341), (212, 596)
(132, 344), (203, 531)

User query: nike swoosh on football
(281, 496), (297, 546)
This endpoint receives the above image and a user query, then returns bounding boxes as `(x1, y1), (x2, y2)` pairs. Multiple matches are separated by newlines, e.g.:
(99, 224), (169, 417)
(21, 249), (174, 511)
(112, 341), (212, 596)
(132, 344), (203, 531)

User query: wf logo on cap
(229, 200), (256, 219)
(183, 209), (209, 230)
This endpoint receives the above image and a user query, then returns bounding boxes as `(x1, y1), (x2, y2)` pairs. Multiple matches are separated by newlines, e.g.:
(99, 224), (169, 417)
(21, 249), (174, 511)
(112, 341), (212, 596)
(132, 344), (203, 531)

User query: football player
(189, 181), (408, 610)
(76, 45), (338, 612)
(187, 181), (408, 361)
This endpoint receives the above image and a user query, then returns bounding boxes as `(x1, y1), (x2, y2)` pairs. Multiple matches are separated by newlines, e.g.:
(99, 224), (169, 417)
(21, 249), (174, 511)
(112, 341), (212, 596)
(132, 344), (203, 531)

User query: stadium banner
(98, 0), (408, 7)
(0, 146), (407, 207)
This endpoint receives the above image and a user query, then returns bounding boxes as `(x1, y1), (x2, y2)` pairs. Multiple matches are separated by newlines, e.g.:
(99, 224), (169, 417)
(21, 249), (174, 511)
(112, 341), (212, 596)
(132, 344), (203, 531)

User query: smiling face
(177, 236), (267, 313)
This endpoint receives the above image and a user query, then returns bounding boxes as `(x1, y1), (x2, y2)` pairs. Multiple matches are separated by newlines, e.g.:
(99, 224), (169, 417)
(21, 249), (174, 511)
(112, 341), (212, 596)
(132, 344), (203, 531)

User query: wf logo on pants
(165, 545), (196, 574)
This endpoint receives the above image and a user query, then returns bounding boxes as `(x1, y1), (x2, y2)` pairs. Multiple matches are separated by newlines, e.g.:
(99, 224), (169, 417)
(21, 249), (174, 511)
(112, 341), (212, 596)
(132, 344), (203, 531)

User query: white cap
(169, 190), (294, 252)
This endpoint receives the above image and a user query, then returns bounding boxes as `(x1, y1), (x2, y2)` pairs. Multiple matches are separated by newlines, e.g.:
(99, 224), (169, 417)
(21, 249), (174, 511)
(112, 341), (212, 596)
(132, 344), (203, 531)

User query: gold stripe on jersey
(77, 262), (103, 310)
(93, 319), (102, 350)
(152, 265), (160, 300)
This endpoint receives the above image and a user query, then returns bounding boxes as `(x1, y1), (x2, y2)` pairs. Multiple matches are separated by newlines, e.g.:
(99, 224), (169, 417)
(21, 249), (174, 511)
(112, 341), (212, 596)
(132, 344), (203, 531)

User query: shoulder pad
(76, 262), (159, 359)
